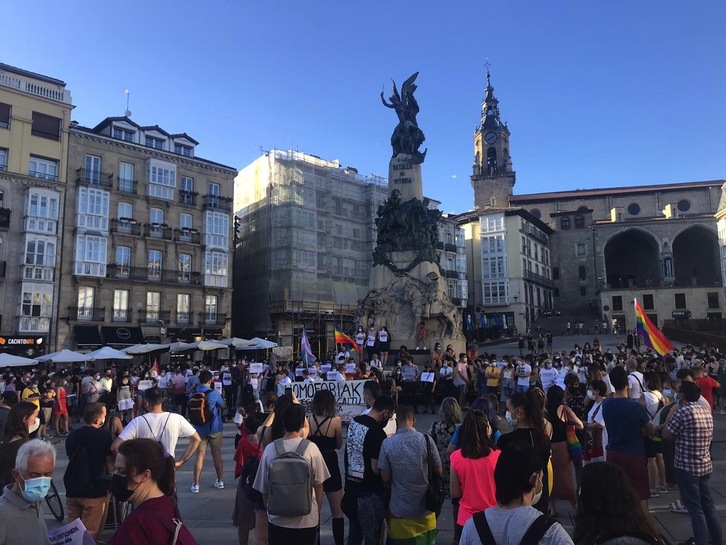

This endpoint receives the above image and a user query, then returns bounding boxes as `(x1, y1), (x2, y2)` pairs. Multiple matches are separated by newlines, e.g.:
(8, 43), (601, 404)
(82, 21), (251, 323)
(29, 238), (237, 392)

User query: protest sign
(345, 363), (357, 374)
(249, 362), (263, 374)
(277, 379), (367, 421)
(137, 380), (154, 391)
(421, 372), (435, 383)
(48, 519), (95, 545)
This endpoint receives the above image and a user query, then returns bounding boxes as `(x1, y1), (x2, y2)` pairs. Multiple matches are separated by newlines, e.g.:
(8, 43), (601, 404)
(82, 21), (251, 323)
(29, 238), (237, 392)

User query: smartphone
(285, 387), (293, 397)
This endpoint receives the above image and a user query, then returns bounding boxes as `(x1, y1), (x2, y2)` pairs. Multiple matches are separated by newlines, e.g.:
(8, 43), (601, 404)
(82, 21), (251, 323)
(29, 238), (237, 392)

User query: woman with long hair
(0, 401), (40, 488)
(429, 397), (461, 541)
(98, 391), (124, 439)
(450, 410), (500, 540)
(573, 461), (669, 544)
(109, 438), (198, 545)
(53, 375), (70, 436)
(497, 389), (552, 514)
(308, 390), (344, 545)
(545, 385), (583, 517)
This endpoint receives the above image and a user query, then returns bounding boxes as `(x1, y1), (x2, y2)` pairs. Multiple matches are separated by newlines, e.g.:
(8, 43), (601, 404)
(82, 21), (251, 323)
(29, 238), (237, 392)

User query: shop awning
(101, 326), (145, 346)
(74, 326), (102, 349)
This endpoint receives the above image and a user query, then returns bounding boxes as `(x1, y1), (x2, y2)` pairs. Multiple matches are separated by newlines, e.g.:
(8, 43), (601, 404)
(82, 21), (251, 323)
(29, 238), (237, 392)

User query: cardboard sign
(276, 379), (368, 421)
(48, 519), (95, 545)
(214, 381), (223, 393)
(137, 380), (154, 391)
(249, 363), (263, 374)
(345, 363), (357, 374)
(326, 371), (340, 381)
(320, 364), (332, 373)
(421, 372), (435, 383)
(295, 367), (305, 377)
(117, 398), (134, 411)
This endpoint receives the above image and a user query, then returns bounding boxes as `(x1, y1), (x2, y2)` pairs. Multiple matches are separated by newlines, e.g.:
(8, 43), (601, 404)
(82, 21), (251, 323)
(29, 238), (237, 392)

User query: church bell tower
(471, 70), (515, 209)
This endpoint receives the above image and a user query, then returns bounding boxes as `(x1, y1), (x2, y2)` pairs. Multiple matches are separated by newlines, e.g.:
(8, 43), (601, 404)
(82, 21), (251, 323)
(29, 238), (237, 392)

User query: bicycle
(45, 479), (64, 522)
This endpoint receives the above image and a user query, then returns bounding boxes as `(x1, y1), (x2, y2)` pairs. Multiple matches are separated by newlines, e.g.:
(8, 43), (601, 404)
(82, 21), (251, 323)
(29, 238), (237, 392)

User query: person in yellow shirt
(20, 376), (41, 411)
(484, 357), (502, 396)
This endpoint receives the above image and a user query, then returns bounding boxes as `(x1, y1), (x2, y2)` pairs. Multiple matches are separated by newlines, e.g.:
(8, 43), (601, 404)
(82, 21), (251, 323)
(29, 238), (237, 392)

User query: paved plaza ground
(45, 333), (725, 544)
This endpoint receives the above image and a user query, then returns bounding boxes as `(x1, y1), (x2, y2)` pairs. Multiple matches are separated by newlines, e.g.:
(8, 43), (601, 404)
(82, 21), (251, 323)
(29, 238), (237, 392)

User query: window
(612, 296), (623, 311)
(77, 287), (95, 321)
(580, 286), (587, 296)
(707, 292), (720, 309)
(677, 200), (691, 213)
(29, 156), (58, 180)
(0, 103), (9, 129)
(113, 127), (134, 142)
(204, 295), (218, 323)
(482, 281), (508, 305)
(0, 148), (6, 171)
(145, 136), (164, 149)
(204, 251), (228, 287)
(113, 289), (129, 321)
(119, 162), (135, 193)
(674, 293), (687, 309)
(74, 235), (107, 276)
(84, 155), (101, 183)
(24, 238), (55, 281)
(576, 243), (587, 257)
(22, 289), (51, 317)
(204, 211), (229, 248)
(148, 250), (162, 280)
(26, 189), (59, 233)
(561, 217), (571, 230)
(149, 208), (164, 237)
(174, 144), (192, 157)
(117, 202), (133, 220)
(578, 265), (586, 280)
(146, 159), (176, 200)
(529, 208), (542, 220)
(77, 187), (110, 231)
(481, 255), (507, 279)
(116, 246), (131, 277)
(31, 112), (61, 140)
(178, 253), (192, 282)
(574, 215), (585, 229)
(552, 267), (559, 280)
(180, 176), (194, 192)
(177, 294), (190, 324)
(146, 292), (161, 320)
(642, 294), (654, 310)
(628, 203), (641, 215)
(207, 182), (221, 205)
(180, 213), (192, 230)
(19, 284), (52, 332)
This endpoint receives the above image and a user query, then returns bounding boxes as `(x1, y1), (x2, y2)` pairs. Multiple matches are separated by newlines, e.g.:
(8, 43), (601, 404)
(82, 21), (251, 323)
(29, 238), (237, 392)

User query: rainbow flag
(634, 298), (674, 356)
(334, 325), (357, 350)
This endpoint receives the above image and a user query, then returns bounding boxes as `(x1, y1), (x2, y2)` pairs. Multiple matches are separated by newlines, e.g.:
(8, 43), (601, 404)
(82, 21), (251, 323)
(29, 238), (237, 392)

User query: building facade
(0, 63), (73, 356)
(466, 71), (723, 334)
(57, 116), (236, 350)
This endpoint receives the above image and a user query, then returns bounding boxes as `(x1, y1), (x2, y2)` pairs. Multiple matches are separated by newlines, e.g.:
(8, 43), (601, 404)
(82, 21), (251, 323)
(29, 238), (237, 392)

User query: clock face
(485, 132), (498, 145)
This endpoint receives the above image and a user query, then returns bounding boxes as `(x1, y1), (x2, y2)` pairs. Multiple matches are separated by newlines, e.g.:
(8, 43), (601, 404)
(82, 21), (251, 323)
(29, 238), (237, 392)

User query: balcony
(445, 270), (459, 279)
(178, 191), (198, 207)
(139, 310), (171, 324)
(68, 306), (106, 322)
(144, 223), (172, 240)
(175, 228), (200, 244)
(197, 312), (226, 326)
(117, 178), (137, 194)
(106, 264), (201, 285)
(176, 311), (191, 325)
(0, 208), (10, 228)
(524, 270), (555, 288)
(76, 168), (113, 189)
(111, 309), (132, 323)
(110, 218), (141, 236)
(29, 170), (58, 181)
(202, 194), (232, 211)
(444, 243), (457, 253)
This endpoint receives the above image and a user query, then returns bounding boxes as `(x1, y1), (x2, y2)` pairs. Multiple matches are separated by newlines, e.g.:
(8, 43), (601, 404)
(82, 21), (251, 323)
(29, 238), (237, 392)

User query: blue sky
(4, 1), (725, 213)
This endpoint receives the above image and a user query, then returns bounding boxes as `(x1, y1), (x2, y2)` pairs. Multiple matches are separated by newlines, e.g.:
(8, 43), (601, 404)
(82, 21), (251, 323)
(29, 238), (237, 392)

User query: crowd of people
(0, 334), (722, 545)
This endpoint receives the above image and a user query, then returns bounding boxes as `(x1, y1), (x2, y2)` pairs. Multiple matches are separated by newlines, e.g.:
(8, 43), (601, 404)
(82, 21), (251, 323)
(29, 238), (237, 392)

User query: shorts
(199, 432), (223, 452)
(644, 436), (663, 458)
(456, 383), (468, 395)
(606, 449), (650, 500)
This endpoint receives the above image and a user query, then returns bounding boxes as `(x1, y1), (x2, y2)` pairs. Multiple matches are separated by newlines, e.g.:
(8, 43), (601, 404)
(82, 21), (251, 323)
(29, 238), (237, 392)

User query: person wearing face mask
(0, 439), (56, 545)
(583, 380), (607, 465)
(63, 402), (114, 539)
(108, 438), (199, 545)
(459, 442), (573, 545)
(539, 360), (558, 392)
(53, 376), (70, 436)
(0, 401), (39, 488)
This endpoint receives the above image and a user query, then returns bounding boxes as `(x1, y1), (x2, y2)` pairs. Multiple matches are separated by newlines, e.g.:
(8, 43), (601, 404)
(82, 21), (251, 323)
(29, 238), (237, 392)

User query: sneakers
(670, 499), (688, 513)
(657, 484), (670, 494)
(650, 488), (660, 498)
(214, 480), (224, 489)
(191, 483), (200, 493)
(720, 409), (725, 415)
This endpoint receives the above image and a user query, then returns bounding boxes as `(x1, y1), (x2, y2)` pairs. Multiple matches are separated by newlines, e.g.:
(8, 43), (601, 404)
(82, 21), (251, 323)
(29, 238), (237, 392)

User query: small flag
(300, 327), (317, 365)
(634, 298), (674, 356)
(334, 325), (357, 350)
(152, 358), (160, 376)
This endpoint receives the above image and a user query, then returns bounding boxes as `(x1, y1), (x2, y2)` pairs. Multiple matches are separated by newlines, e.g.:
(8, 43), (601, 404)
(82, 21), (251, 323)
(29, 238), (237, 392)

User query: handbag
(424, 434), (444, 515)
(241, 426), (265, 502)
(582, 403), (603, 462)
(565, 408), (583, 461)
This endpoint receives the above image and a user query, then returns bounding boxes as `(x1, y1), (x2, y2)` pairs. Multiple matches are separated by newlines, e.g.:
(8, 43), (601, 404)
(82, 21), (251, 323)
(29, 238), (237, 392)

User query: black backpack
(241, 426), (265, 502)
(188, 388), (215, 427)
(473, 511), (557, 545)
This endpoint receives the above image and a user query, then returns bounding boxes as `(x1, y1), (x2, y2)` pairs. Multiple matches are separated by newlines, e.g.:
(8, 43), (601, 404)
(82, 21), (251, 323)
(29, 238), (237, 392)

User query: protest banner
(48, 519), (95, 545)
(277, 379), (367, 421)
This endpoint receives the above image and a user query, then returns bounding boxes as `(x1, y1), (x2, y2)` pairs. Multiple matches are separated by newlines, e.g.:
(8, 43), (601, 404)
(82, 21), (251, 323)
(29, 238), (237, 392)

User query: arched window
(561, 217), (571, 230)
(486, 147), (497, 174)
(574, 215), (585, 229)
(578, 265), (586, 280)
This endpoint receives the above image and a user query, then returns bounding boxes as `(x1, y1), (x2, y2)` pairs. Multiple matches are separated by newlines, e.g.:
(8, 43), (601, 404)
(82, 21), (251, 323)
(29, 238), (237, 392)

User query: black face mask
(110, 474), (134, 502)
(568, 386), (579, 395)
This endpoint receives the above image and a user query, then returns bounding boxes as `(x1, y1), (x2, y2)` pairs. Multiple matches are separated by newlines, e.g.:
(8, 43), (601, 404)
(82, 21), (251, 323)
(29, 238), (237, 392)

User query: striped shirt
(666, 401), (713, 476)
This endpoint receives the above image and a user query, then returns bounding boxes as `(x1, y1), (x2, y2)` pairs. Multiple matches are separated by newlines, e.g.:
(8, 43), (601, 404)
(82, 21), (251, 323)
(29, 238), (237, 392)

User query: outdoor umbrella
(87, 346), (133, 360)
(250, 337), (278, 349)
(219, 337), (257, 348)
(169, 341), (198, 353)
(35, 349), (91, 363)
(123, 343), (170, 355)
(0, 353), (38, 367)
(196, 340), (228, 351)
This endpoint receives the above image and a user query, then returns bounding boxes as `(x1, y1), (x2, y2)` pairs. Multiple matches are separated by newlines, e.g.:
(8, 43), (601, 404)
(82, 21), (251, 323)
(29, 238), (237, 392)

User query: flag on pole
(152, 358), (160, 376)
(334, 325), (357, 350)
(634, 298), (674, 356)
(300, 327), (317, 365)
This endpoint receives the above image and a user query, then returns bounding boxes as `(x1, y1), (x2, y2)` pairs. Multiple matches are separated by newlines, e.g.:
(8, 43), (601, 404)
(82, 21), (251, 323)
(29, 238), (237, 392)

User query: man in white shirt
(516, 360), (532, 393)
(98, 369), (113, 393)
(111, 386), (201, 469)
(626, 359), (645, 399)
(539, 361), (558, 392)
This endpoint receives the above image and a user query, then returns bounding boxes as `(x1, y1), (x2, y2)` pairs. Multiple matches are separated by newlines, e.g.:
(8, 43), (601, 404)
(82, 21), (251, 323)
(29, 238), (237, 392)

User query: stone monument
(358, 72), (463, 350)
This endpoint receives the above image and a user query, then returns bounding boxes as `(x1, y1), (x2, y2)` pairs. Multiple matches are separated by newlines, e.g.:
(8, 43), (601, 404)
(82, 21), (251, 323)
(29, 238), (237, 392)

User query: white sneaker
(191, 483), (200, 493)
(214, 480), (224, 489)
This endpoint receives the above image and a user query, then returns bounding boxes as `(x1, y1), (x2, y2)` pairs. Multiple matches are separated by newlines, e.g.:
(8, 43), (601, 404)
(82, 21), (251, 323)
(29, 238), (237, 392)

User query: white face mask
(531, 474), (543, 505)
(28, 416), (40, 434)
(505, 411), (515, 426)
(587, 389), (596, 401)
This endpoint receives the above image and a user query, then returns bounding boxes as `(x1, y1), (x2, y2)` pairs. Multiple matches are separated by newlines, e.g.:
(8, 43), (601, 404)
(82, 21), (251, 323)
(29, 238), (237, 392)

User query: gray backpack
(267, 438), (312, 517)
